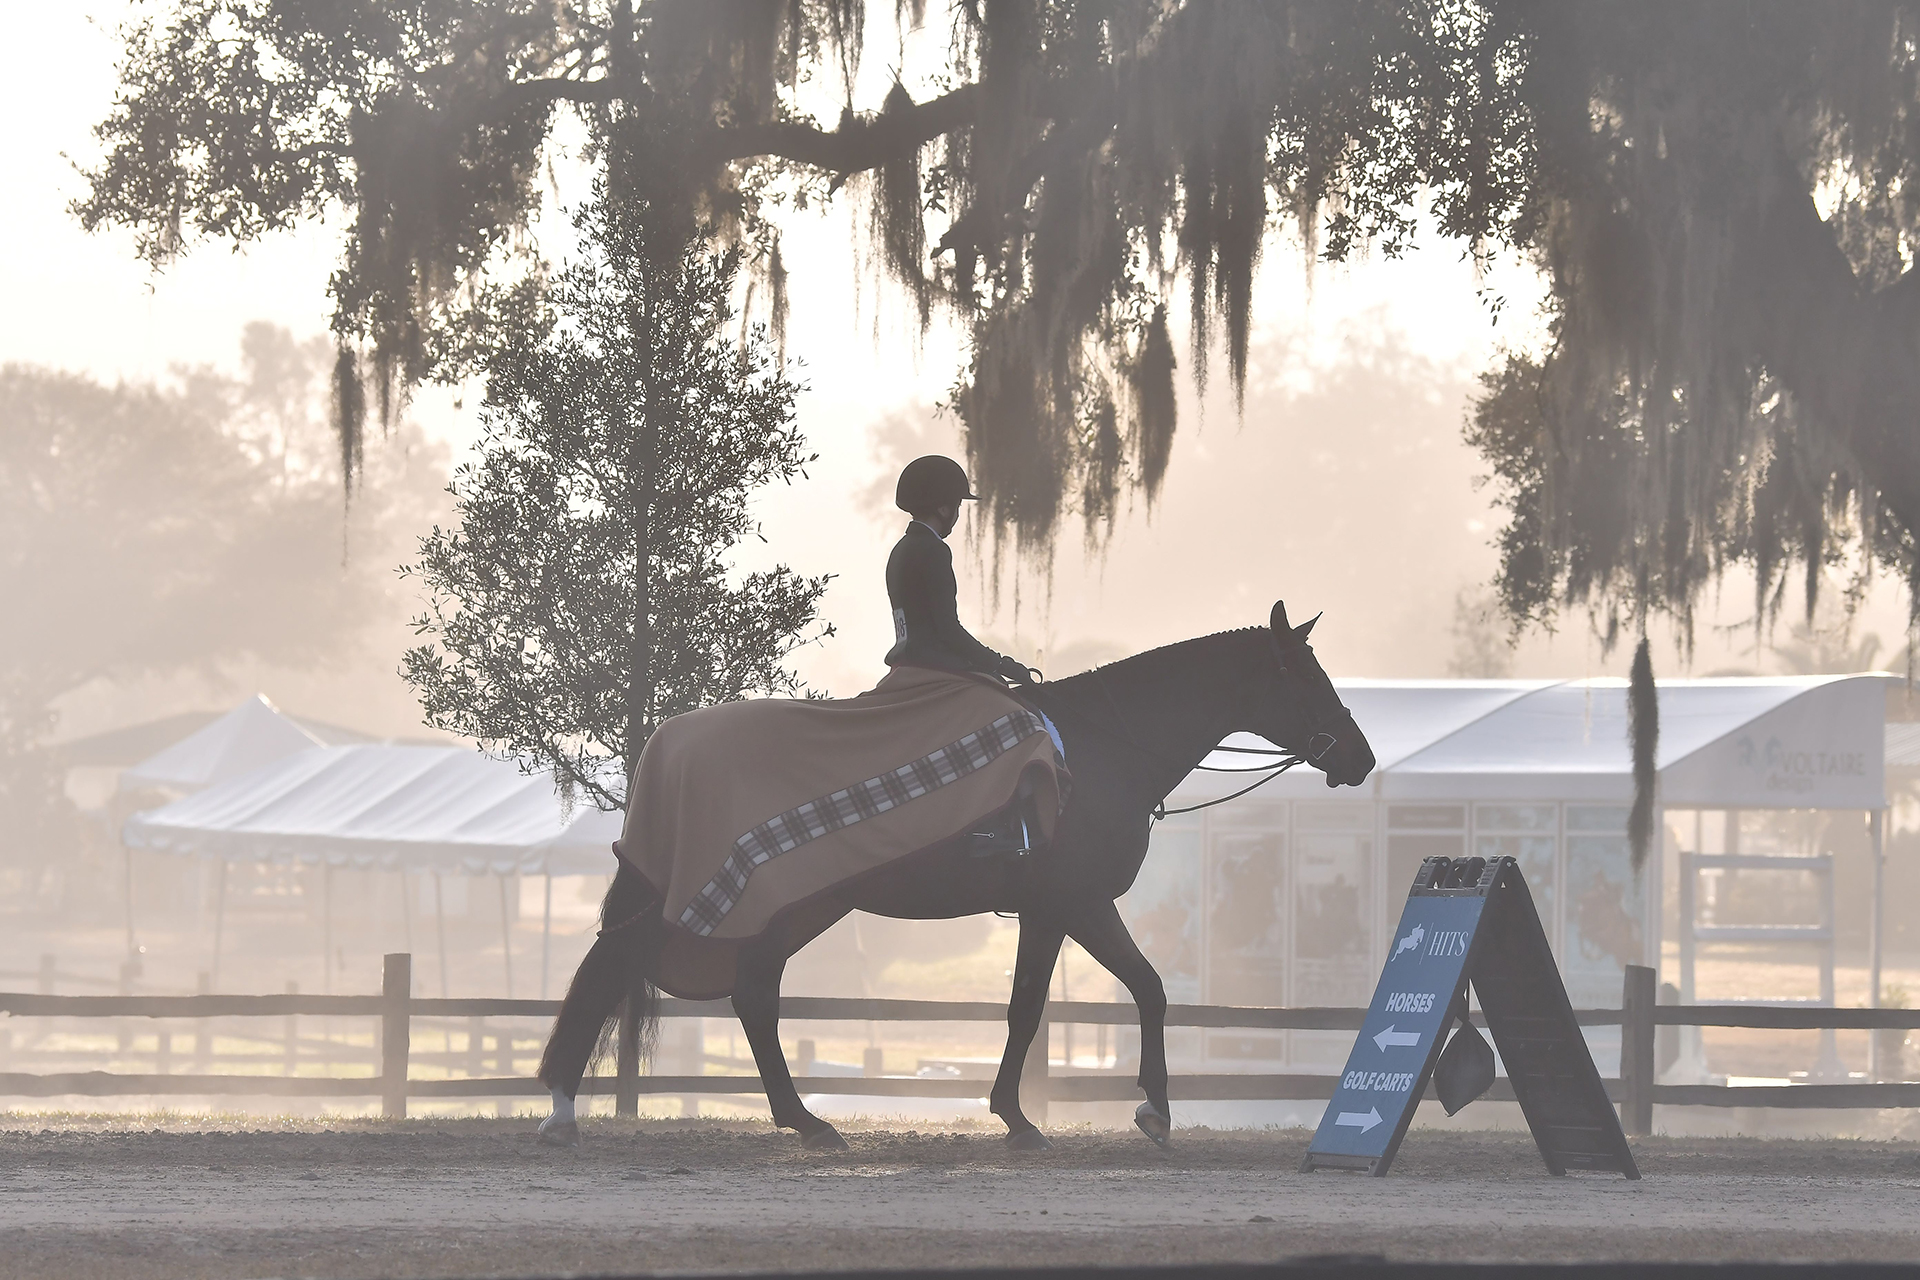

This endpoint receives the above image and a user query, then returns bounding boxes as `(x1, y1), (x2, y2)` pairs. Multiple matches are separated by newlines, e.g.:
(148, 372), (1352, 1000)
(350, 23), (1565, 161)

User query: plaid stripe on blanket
(677, 708), (1048, 936)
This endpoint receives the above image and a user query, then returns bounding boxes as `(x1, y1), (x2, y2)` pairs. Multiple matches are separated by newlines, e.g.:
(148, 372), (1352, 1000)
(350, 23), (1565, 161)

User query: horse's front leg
(989, 914), (1065, 1151)
(732, 938), (847, 1151)
(1068, 898), (1171, 1146)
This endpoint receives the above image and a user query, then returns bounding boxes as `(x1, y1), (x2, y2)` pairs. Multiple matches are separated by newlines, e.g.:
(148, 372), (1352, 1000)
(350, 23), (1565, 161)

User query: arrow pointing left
(1373, 1025), (1421, 1052)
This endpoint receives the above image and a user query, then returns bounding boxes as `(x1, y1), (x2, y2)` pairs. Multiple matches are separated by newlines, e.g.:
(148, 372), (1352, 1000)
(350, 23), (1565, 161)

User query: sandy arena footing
(4, 1117), (1920, 1278)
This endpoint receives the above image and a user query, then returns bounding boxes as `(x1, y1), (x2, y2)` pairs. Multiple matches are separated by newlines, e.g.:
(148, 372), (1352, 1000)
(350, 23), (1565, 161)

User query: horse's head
(1251, 600), (1375, 788)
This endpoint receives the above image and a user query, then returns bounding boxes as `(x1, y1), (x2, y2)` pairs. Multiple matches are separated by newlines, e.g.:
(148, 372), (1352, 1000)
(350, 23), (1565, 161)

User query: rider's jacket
(883, 520), (1005, 674)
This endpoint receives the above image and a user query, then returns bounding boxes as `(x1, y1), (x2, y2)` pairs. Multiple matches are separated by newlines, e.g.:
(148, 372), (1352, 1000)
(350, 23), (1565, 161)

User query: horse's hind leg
(733, 935), (847, 1151)
(1068, 899), (1171, 1146)
(535, 861), (659, 1147)
(989, 915), (1065, 1150)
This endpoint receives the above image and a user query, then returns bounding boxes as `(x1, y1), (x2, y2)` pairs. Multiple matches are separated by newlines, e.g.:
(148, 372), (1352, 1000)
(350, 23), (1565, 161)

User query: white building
(1119, 675), (1891, 1071)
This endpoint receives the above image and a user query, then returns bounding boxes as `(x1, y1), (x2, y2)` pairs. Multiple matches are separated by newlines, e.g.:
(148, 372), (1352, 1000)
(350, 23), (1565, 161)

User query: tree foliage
(1470, 3), (1920, 643)
(80, 1), (1920, 631)
(400, 197), (831, 808)
(0, 326), (436, 866)
(80, 2), (1534, 543)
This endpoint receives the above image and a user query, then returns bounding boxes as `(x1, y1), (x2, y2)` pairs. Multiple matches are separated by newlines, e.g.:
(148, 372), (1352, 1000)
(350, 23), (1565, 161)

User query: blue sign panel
(1304, 890), (1485, 1169)
(1303, 854), (1639, 1179)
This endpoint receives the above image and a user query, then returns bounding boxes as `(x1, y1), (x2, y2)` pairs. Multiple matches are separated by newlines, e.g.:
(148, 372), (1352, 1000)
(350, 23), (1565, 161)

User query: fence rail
(2, 956), (1916, 1127)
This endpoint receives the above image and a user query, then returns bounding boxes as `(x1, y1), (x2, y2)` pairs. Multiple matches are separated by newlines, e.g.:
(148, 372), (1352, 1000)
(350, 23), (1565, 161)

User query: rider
(886, 456), (1054, 854)
(885, 455), (1033, 686)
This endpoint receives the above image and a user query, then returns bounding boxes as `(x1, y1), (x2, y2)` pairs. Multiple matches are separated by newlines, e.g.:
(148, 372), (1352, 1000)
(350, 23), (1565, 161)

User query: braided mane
(1038, 627), (1270, 702)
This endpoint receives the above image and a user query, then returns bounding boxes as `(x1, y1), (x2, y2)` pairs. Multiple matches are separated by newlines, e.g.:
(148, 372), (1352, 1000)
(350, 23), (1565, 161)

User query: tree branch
(706, 83), (981, 174)
(498, 74), (624, 116)
(1746, 140), (1920, 538)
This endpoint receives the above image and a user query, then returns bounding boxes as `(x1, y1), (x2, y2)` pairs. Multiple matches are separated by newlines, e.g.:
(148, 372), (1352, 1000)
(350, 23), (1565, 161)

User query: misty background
(14, 7), (1911, 746)
(5, 4), (1914, 1026)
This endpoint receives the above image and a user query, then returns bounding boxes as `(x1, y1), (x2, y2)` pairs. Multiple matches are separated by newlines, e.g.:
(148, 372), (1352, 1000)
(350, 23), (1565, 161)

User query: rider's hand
(996, 654), (1036, 685)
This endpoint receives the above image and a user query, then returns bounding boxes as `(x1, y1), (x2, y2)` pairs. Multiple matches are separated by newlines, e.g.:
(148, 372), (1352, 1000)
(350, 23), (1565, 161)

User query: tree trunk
(628, 272), (660, 790)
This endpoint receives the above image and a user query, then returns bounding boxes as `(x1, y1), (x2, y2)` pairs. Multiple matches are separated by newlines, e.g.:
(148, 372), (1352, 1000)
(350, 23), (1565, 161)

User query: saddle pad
(619, 665), (1061, 996)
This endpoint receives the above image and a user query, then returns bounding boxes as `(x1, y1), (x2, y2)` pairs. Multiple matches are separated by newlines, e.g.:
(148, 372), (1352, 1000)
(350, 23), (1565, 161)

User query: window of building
(1122, 813), (1203, 1004)
(1564, 804), (1643, 1005)
(1386, 804), (1465, 902)
(1474, 803), (1558, 952)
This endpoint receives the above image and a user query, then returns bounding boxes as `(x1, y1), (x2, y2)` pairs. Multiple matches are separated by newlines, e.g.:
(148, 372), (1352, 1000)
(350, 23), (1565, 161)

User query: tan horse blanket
(618, 666), (1063, 997)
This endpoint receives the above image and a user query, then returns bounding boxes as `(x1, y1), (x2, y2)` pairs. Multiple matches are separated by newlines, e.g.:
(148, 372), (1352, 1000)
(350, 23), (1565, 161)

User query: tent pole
(1870, 808), (1886, 1007)
(1647, 804), (1666, 973)
(434, 872), (450, 999)
(1870, 808), (1886, 1078)
(123, 845), (137, 959)
(400, 868), (414, 956)
(211, 859), (228, 991)
(541, 873), (553, 1001)
(322, 864), (335, 995)
(498, 873), (515, 999)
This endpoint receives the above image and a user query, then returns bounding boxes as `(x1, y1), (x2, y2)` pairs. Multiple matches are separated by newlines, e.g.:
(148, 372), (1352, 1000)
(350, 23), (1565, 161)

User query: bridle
(1040, 633), (1357, 821)
(1270, 633), (1359, 765)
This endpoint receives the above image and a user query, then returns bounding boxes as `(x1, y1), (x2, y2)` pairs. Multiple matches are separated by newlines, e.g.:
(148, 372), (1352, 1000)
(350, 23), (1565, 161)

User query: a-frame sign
(1302, 855), (1640, 1179)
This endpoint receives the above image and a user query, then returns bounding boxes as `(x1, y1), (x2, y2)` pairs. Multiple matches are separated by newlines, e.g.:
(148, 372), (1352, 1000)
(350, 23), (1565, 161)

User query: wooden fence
(2, 955), (1916, 1132)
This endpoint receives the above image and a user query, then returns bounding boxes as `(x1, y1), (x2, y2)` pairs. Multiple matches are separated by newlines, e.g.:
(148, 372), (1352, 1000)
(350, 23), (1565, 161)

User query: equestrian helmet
(895, 455), (978, 513)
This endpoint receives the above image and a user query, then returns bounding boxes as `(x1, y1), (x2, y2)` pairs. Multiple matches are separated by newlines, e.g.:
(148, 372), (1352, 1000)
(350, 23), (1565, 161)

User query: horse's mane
(1035, 627), (1270, 708)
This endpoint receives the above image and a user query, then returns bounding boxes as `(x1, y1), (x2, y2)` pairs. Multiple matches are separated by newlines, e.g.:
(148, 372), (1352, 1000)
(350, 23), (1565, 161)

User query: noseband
(1272, 635), (1354, 767)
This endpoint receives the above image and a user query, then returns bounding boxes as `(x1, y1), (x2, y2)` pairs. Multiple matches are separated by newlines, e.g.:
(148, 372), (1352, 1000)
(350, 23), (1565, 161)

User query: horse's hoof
(801, 1126), (849, 1152)
(1134, 1102), (1171, 1147)
(1005, 1126), (1053, 1152)
(536, 1116), (580, 1149)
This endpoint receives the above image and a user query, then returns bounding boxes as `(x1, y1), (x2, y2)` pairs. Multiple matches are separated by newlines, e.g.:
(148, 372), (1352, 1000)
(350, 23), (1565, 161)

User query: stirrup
(967, 788), (1042, 859)
(966, 828), (1028, 858)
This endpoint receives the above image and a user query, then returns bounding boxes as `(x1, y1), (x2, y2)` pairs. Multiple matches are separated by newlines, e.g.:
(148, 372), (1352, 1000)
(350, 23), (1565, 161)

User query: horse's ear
(1294, 611), (1322, 642)
(1271, 600), (1290, 634)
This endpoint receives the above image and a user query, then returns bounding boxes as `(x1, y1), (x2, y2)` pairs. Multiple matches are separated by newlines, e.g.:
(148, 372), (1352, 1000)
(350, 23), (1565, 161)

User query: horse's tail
(537, 855), (663, 1097)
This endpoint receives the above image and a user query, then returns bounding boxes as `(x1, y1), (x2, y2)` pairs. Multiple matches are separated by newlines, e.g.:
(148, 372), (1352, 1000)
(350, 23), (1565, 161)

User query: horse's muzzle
(1322, 736), (1376, 788)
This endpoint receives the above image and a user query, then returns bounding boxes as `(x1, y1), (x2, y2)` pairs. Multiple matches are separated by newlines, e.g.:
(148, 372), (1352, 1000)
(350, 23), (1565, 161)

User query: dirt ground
(4, 1116), (1920, 1278)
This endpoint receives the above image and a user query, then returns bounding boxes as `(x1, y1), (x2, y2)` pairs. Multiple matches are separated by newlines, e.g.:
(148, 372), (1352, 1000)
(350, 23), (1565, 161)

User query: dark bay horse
(535, 600), (1375, 1149)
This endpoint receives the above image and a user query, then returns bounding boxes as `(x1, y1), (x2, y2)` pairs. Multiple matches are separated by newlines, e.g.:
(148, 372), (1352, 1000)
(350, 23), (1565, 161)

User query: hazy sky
(13, 4), (1910, 741)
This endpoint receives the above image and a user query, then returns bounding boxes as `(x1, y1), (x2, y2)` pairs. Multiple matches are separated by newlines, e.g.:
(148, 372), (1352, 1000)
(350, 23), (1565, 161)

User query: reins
(1152, 757), (1309, 818)
(1036, 665), (1320, 823)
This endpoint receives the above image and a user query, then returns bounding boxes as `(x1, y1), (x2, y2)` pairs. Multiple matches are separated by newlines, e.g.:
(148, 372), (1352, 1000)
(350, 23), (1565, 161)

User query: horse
(534, 599), (1375, 1150)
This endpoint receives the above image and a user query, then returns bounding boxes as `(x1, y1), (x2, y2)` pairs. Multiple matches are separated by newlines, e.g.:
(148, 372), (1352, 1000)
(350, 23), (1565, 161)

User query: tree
(79, 2), (1920, 633)
(0, 325), (438, 872)
(399, 195), (831, 808)
(1446, 585), (1516, 678)
(78, 3), (1533, 545)
(1468, 4), (1920, 644)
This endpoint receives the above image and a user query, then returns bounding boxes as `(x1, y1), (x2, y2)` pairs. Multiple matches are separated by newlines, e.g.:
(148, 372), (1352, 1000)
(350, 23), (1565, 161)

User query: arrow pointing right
(1335, 1107), (1383, 1133)
(1373, 1025), (1421, 1052)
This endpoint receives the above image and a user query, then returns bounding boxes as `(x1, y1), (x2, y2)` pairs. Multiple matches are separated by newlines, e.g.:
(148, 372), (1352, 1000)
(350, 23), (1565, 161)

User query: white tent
(117, 694), (324, 795)
(1127, 674), (1892, 1073)
(125, 744), (620, 875)
(1175, 675), (1886, 806)
(125, 744), (625, 996)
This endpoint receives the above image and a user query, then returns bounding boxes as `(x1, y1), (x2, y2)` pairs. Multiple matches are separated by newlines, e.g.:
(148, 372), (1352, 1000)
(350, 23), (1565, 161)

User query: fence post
(615, 1001), (641, 1117)
(1620, 963), (1655, 1137)
(1022, 1009), (1051, 1126)
(381, 953), (411, 1120)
